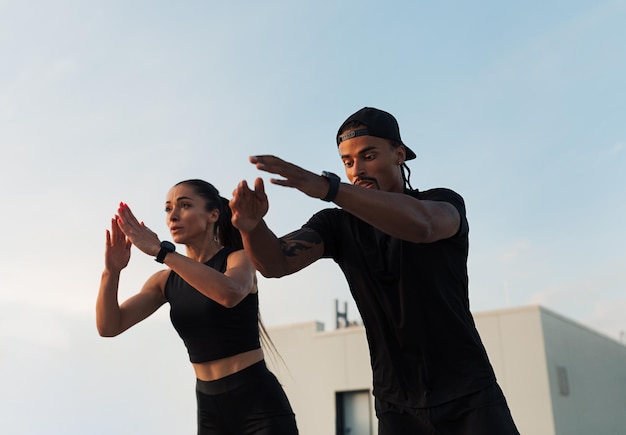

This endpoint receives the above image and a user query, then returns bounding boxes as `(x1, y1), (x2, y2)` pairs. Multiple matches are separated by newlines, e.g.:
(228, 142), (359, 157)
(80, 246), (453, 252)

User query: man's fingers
(250, 154), (278, 164)
(253, 177), (265, 195)
(249, 155), (292, 175)
(269, 177), (290, 187)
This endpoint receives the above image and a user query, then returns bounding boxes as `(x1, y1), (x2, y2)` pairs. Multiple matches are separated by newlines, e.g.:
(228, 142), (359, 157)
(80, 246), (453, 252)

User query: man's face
(338, 133), (406, 193)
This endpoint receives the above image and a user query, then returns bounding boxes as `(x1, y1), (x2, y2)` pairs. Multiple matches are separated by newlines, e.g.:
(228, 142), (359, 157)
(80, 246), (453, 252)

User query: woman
(96, 179), (298, 435)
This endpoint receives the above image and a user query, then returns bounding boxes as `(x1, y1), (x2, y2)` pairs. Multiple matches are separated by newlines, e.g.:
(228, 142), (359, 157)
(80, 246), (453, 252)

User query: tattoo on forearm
(280, 229), (322, 257)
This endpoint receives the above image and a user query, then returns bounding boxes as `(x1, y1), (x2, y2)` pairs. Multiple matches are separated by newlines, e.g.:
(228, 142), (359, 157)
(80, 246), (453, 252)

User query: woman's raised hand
(116, 202), (161, 257)
(104, 217), (131, 273)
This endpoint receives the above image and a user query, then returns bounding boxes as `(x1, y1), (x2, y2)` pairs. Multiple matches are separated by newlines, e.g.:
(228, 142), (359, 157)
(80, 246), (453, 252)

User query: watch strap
(155, 241), (175, 263)
(321, 171), (340, 202)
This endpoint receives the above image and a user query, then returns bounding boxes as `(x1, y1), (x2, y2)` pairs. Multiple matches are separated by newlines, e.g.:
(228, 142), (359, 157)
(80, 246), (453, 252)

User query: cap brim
(404, 145), (417, 160)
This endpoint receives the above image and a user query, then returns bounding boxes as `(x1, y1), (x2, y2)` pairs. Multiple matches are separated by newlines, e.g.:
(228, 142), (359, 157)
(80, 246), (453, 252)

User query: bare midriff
(192, 348), (264, 381)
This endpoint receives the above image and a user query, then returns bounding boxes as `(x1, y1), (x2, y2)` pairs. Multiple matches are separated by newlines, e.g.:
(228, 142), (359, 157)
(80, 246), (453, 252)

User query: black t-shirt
(303, 188), (496, 408)
(164, 247), (261, 363)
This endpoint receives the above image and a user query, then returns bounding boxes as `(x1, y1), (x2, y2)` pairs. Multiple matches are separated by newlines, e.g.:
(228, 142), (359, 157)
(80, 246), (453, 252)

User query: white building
(266, 305), (626, 435)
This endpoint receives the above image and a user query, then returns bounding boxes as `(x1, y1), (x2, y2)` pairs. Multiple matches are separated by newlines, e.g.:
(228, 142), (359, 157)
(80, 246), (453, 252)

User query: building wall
(474, 307), (555, 435)
(267, 321), (375, 435)
(266, 306), (626, 435)
(540, 308), (626, 435)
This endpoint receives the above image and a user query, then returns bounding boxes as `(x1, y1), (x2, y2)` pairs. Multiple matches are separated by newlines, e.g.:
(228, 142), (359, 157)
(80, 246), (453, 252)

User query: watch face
(161, 241), (175, 252)
(322, 171), (339, 180)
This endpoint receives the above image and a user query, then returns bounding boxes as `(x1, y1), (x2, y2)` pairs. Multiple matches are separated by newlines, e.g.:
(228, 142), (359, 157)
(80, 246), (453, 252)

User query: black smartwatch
(155, 241), (176, 263)
(321, 171), (341, 202)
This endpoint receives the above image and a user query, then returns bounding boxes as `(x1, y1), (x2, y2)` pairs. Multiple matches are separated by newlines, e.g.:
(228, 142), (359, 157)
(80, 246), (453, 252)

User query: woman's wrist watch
(155, 241), (176, 263)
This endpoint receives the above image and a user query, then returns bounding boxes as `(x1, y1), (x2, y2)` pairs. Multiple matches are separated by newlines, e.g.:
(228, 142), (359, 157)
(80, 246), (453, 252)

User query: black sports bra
(164, 247), (260, 363)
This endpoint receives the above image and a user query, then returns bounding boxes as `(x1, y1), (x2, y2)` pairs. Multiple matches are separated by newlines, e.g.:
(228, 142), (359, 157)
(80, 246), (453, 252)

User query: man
(230, 107), (519, 434)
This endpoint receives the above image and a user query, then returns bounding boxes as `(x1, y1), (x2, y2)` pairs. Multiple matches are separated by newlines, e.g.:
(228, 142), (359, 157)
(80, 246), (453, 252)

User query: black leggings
(196, 360), (298, 435)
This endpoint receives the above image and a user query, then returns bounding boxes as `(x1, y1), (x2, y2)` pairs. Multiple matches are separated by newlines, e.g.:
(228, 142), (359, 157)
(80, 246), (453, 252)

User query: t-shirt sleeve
(417, 188), (469, 239)
(302, 208), (341, 258)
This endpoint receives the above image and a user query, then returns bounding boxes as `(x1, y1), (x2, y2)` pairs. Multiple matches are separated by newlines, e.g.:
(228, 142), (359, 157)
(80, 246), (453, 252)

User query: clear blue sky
(1, 1), (625, 433)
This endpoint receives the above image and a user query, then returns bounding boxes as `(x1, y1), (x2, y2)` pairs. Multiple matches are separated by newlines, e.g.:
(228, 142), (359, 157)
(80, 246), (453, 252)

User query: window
(336, 390), (372, 435)
(556, 365), (570, 396)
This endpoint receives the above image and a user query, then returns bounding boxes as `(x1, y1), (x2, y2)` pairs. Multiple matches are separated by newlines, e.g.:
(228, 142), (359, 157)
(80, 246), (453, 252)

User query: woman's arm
(97, 270), (167, 337)
(115, 203), (256, 309)
(96, 218), (166, 337)
(161, 249), (256, 308)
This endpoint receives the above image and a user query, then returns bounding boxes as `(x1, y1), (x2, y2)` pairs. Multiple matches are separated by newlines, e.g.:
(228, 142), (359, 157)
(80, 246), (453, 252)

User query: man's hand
(249, 155), (331, 200)
(230, 178), (269, 233)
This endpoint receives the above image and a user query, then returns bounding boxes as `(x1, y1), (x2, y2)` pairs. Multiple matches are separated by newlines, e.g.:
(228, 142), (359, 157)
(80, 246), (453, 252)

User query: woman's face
(164, 184), (218, 245)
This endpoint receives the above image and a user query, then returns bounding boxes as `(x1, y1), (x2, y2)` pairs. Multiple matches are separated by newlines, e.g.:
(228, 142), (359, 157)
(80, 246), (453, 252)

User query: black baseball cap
(336, 107), (416, 160)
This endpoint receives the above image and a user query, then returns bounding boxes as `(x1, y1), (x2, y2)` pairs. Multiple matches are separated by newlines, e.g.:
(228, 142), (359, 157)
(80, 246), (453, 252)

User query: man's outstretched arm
(230, 177), (324, 278)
